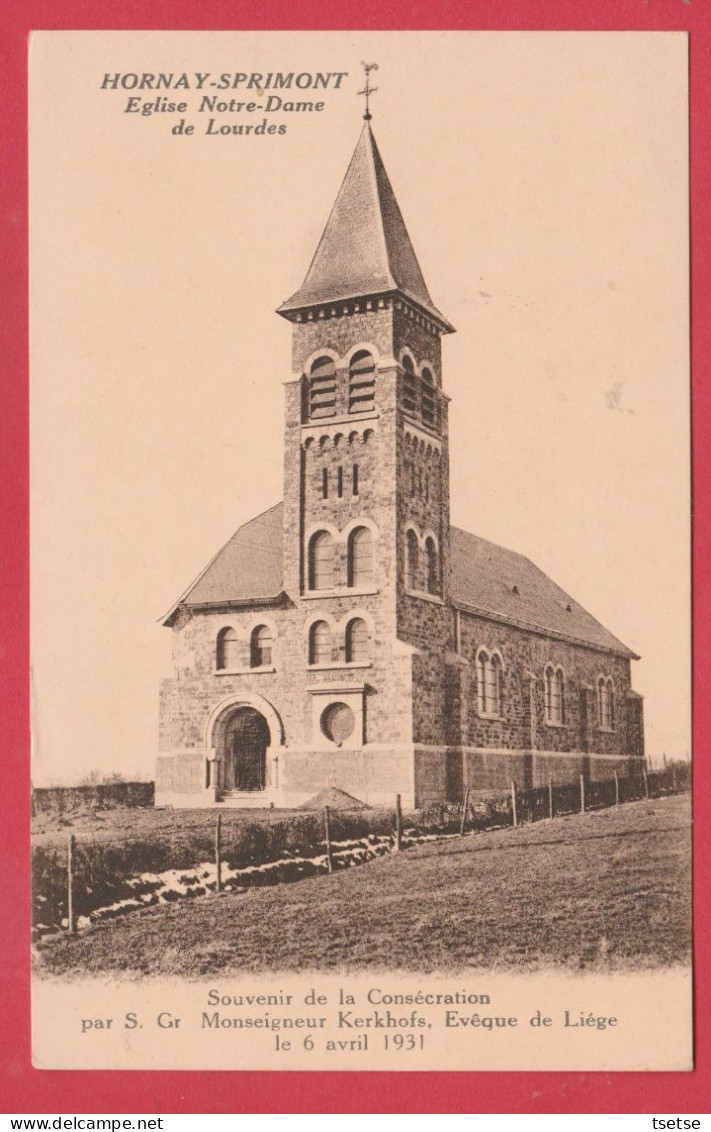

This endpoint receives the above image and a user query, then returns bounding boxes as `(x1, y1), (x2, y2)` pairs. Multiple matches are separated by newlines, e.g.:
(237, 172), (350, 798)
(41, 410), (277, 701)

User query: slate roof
(277, 123), (454, 333)
(164, 502), (637, 659)
(449, 527), (637, 659)
(164, 504), (284, 616)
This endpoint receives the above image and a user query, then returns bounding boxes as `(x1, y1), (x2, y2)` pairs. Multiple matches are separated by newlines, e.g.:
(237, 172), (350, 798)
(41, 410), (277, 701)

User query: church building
(156, 107), (645, 809)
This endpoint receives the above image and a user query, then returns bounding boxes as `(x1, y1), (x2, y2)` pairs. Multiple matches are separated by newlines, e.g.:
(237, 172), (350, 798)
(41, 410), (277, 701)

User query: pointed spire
(277, 122), (454, 333)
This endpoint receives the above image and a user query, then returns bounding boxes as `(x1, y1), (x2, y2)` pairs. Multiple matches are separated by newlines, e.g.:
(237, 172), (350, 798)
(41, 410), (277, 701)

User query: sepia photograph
(28, 30), (691, 1072)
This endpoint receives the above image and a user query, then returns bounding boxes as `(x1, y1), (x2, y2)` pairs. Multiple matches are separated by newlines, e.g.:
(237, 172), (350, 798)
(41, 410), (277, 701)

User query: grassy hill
(34, 794), (691, 977)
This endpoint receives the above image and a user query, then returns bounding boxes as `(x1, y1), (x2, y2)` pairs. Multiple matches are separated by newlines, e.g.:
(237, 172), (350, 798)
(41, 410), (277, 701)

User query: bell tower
(276, 91), (455, 659)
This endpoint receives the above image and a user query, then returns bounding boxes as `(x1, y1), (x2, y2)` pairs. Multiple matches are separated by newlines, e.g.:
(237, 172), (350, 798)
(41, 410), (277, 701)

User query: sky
(30, 30), (689, 784)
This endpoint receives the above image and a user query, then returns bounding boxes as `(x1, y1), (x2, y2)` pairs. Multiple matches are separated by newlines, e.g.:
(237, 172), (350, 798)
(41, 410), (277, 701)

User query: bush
(32, 783), (154, 816)
(32, 809), (401, 936)
(33, 765), (691, 938)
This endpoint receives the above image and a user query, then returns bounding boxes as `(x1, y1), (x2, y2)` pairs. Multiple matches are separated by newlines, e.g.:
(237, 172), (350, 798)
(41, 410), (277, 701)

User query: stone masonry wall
(159, 292), (643, 808)
(392, 303), (443, 384)
(290, 302), (396, 374)
(158, 598), (416, 753)
(454, 610), (634, 755)
(393, 306), (453, 752)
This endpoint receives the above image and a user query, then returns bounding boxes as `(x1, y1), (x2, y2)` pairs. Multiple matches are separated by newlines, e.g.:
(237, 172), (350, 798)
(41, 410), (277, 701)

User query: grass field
(32, 801), (403, 936)
(34, 793), (691, 977)
(32, 803), (316, 850)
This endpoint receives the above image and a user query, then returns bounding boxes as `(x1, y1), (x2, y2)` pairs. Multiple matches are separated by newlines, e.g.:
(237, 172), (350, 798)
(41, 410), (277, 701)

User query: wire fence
(420, 760), (691, 832)
(42, 762), (690, 938)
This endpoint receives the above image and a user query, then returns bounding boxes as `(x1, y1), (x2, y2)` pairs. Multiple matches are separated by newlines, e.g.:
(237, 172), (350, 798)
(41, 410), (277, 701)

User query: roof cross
(358, 62), (379, 121)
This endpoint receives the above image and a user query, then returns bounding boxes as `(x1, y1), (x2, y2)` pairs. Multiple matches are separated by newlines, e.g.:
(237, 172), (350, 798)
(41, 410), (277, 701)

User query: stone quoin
(156, 102), (644, 809)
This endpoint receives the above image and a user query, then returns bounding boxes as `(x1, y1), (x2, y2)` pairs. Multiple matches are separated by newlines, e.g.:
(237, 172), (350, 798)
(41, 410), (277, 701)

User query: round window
(321, 702), (355, 746)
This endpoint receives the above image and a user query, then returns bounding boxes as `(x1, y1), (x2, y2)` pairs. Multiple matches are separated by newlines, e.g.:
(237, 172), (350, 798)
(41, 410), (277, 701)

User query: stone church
(156, 114), (644, 809)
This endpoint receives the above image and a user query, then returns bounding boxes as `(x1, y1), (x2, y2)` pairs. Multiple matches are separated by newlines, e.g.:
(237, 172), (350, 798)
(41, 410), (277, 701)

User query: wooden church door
(229, 707), (269, 791)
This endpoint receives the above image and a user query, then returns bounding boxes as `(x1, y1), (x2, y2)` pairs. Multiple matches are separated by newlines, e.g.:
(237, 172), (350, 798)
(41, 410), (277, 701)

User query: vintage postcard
(29, 30), (691, 1072)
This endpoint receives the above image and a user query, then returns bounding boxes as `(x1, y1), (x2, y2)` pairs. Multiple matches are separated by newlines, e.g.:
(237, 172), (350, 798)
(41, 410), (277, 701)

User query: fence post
(510, 781), (518, 828)
(548, 775), (554, 820)
(395, 794), (403, 852)
(67, 834), (76, 934)
(580, 774), (586, 814)
(671, 765), (677, 792)
(459, 788), (471, 837)
(643, 767), (650, 800)
(215, 813), (222, 894)
(614, 771), (620, 807)
(324, 806), (333, 873)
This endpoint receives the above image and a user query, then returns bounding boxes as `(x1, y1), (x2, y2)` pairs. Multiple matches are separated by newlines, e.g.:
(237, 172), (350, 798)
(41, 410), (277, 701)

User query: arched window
(216, 627), (242, 671)
(476, 650), (487, 713)
(555, 668), (565, 723)
(349, 350), (376, 413)
(348, 526), (374, 587)
(425, 536), (439, 595)
(250, 624), (273, 668)
(406, 529), (419, 590)
(309, 356), (337, 419)
(608, 679), (615, 728)
(476, 649), (502, 716)
(598, 677), (614, 729)
(309, 620), (333, 666)
(308, 530), (335, 590)
(545, 665), (565, 724)
(402, 355), (418, 415)
(345, 618), (369, 663)
(421, 367), (437, 428)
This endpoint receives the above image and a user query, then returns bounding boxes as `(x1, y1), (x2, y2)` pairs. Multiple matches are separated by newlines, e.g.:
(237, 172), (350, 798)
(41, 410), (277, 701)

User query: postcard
(29, 29), (691, 1072)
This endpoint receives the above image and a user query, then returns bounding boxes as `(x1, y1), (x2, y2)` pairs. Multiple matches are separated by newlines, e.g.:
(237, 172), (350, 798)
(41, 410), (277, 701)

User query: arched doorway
(223, 707), (270, 792)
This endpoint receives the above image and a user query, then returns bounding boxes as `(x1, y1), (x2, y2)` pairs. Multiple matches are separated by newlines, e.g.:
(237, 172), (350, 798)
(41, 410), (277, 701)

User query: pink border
(2, 0), (708, 1114)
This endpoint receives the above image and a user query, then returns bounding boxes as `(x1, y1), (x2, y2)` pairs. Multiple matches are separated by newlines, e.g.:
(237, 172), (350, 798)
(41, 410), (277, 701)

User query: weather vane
(358, 62), (379, 121)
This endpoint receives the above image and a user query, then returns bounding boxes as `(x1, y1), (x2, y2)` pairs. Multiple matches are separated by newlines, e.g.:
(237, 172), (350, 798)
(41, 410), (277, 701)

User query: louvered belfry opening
(402, 355), (418, 415)
(421, 367), (437, 428)
(309, 355), (337, 418)
(348, 350), (376, 412)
